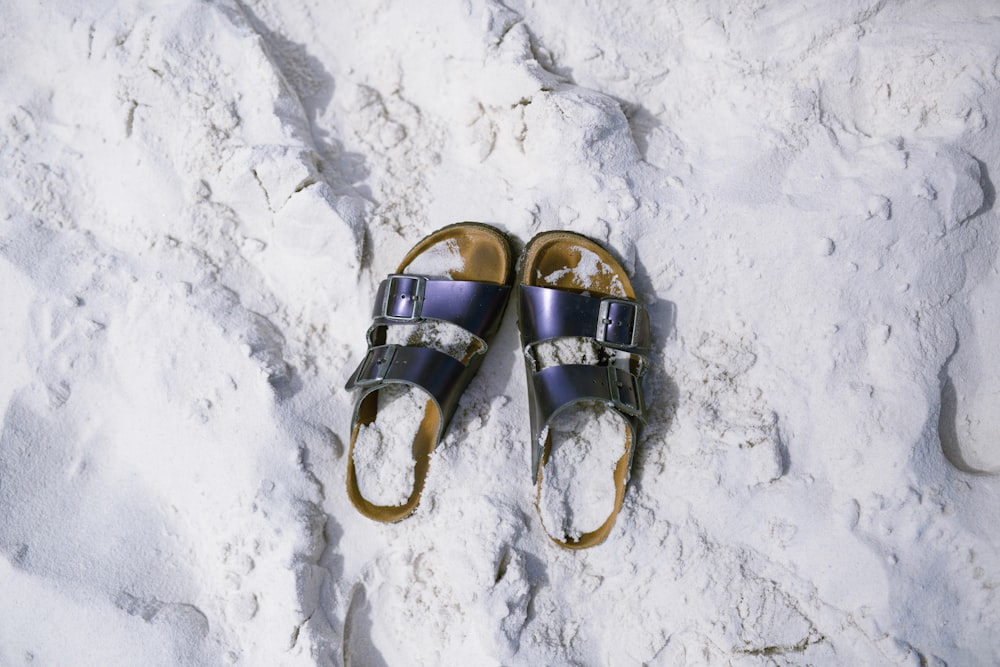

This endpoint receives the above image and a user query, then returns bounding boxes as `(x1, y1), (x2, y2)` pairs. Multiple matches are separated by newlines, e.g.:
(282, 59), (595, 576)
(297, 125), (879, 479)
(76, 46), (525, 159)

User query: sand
(1, 0), (999, 664)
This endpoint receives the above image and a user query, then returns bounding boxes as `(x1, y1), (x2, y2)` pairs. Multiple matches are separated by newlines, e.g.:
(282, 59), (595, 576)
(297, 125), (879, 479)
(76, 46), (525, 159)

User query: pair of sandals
(344, 222), (649, 549)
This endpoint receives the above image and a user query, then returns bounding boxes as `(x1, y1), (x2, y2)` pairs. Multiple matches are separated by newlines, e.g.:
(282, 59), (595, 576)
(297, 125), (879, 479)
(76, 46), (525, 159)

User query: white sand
(2, 0), (1000, 665)
(537, 401), (627, 542)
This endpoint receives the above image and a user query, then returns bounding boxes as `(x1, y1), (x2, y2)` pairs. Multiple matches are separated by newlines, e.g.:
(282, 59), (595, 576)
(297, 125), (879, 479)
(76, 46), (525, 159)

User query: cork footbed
(521, 230), (636, 549)
(397, 223), (512, 284)
(347, 222), (513, 523)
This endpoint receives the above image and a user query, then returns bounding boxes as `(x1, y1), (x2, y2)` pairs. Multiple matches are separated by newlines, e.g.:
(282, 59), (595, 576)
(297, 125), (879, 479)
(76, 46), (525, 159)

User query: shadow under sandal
(517, 231), (650, 549)
(345, 222), (514, 522)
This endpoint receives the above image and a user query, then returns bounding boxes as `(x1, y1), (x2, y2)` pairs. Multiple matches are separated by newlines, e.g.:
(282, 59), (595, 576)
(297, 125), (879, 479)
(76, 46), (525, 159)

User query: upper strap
(345, 343), (468, 420)
(371, 274), (511, 341)
(519, 285), (650, 353)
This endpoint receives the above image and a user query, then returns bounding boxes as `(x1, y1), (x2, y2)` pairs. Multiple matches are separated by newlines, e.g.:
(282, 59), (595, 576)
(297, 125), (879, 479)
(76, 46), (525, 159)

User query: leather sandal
(345, 222), (514, 522)
(517, 231), (650, 548)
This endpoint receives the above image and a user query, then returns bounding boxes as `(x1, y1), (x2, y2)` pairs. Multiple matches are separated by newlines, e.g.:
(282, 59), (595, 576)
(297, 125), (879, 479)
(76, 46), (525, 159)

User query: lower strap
(527, 363), (646, 479)
(345, 344), (470, 428)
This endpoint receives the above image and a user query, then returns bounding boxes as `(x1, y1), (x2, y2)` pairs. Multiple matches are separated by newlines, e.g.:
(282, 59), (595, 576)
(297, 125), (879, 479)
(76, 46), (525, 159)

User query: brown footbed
(521, 231), (636, 549)
(347, 222), (513, 523)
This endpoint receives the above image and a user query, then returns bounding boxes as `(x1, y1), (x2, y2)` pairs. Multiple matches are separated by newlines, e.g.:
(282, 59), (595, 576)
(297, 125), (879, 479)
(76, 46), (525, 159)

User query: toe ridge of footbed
(398, 221), (515, 286)
(519, 230), (635, 299)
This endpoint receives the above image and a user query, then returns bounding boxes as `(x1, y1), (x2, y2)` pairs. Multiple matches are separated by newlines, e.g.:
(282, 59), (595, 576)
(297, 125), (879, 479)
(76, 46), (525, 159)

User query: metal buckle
(596, 298), (641, 349)
(380, 274), (426, 322)
(607, 365), (643, 418)
(354, 344), (397, 387)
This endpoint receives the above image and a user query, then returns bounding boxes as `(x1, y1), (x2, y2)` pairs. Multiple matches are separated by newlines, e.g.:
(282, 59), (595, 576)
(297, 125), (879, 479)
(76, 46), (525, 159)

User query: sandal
(345, 222), (514, 522)
(517, 231), (650, 548)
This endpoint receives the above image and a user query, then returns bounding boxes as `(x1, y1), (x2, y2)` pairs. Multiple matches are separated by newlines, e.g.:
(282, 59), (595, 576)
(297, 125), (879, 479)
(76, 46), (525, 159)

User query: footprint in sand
(343, 584), (391, 667)
(938, 160), (1000, 476)
(939, 328), (1000, 476)
(341, 539), (532, 666)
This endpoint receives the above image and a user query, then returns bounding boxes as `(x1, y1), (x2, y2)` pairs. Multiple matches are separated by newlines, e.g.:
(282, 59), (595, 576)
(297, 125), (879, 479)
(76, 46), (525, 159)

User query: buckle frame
(607, 365), (643, 418)
(353, 344), (398, 387)
(596, 298), (641, 349)
(380, 274), (426, 322)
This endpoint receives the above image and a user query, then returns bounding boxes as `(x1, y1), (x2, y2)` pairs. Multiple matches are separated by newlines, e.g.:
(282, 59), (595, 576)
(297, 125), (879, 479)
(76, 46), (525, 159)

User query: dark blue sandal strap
(372, 275), (511, 340)
(519, 285), (650, 353)
(526, 363), (646, 479)
(345, 344), (471, 425)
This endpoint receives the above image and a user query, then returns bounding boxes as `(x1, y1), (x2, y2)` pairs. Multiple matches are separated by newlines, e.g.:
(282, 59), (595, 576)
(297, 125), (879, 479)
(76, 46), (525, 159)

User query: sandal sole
(518, 230), (638, 549)
(347, 222), (514, 522)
